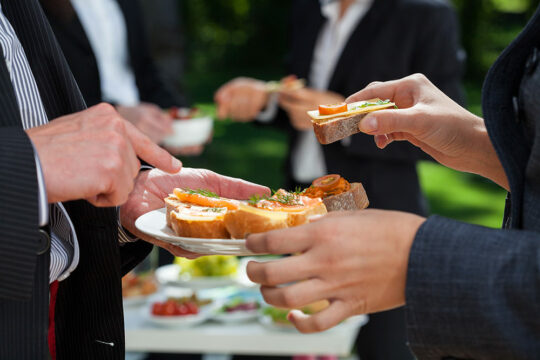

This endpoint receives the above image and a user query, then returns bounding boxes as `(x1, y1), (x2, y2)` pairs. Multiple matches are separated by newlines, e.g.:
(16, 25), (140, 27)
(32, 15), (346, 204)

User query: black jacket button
(37, 229), (51, 255)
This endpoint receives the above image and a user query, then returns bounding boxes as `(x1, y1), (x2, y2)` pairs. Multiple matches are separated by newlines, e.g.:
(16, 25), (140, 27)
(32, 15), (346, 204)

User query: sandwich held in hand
(308, 98), (397, 144)
(164, 175), (369, 239)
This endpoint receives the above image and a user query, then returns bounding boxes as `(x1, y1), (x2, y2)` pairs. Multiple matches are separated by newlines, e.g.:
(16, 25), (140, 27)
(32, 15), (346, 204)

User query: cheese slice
(307, 98), (396, 123)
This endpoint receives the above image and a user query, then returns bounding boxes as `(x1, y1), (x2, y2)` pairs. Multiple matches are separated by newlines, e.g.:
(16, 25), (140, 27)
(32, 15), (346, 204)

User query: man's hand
(245, 210), (425, 333)
(347, 74), (508, 190)
(279, 88), (344, 131)
(120, 167), (270, 257)
(117, 103), (173, 144)
(214, 77), (269, 121)
(26, 103), (182, 207)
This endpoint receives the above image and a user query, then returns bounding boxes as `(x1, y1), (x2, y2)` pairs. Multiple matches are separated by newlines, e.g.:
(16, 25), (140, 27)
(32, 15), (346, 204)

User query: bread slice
(224, 197), (327, 239)
(164, 196), (186, 227)
(308, 99), (396, 144)
(322, 182), (369, 212)
(170, 206), (230, 239)
(224, 203), (289, 239)
(286, 201), (328, 226)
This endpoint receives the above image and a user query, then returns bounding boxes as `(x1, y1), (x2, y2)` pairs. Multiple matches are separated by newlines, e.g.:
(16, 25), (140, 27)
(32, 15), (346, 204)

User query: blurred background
(139, 0), (540, 229)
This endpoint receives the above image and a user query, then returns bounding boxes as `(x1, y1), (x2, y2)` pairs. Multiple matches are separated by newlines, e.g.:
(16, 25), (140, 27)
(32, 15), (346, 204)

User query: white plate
(135, 208), (257, 256)
(155, 264), (238, 289)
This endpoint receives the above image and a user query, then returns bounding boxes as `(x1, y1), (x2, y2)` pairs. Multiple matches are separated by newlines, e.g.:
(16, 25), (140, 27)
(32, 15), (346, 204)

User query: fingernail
(359, 117), (378, 133)
(172, 157), (182, 170)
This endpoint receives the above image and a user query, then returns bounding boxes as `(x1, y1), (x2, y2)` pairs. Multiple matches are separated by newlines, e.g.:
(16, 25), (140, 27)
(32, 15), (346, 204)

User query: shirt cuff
(31, 141), (48, 227)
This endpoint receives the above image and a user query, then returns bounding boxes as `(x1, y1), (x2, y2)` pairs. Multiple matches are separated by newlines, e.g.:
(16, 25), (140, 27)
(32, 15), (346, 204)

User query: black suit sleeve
(0, 128), (40, 300)
(406, 215), (540, 358)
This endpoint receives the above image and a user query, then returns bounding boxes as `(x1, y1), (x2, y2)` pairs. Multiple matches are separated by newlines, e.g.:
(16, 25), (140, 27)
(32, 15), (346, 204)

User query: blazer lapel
(328, 0), (396, 92)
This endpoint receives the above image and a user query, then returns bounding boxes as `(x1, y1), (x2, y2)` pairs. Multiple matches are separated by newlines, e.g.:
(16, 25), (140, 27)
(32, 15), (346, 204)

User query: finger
(209, 172), (270, 199)
(246, 225), (315, 255)
(246, 255), (313, 286)
(345, 79), (400, 104)
(260, 279), (329, 308)
(288, 300), (351, 334)
(125, 121), (182, 173)
(357, 108), (418, 136)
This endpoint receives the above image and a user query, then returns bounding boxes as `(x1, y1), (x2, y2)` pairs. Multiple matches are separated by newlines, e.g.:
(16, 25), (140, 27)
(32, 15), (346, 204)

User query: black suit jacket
(282, 0), (463, 215)
(0, 1), (152, 359)
(40, 0), (186, 108)
(405, 5), (540, 359)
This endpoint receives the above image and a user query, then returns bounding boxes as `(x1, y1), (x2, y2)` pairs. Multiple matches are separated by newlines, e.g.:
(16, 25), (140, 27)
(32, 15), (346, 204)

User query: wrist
(471, 118), (509, 190)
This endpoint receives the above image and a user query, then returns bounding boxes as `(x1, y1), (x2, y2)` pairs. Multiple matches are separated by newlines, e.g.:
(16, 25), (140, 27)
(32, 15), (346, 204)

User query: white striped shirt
(0, 5), (79, 283)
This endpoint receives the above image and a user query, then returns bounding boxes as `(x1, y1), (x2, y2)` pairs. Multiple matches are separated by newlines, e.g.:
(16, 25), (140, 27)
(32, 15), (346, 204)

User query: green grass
(180, 103), (507, 229)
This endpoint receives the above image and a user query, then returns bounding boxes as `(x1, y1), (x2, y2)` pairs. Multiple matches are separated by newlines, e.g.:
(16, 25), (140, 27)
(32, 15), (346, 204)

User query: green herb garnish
(202, 208), (224, 212)
(184, 188), (219, 198)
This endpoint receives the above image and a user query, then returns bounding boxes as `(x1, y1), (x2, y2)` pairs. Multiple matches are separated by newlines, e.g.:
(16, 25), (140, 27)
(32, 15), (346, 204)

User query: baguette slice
(224, 203), (289, 239)
(170, 206), (230, 239)
(164, 196), (186, 227)
(322, 182), (369, 212)
(308, 99), (396, 145)
(224, 199), (327, 239)
(287, 200), (328, 226)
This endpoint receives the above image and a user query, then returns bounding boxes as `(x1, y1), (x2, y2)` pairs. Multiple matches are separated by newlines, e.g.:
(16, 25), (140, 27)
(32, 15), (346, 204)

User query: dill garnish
(183, 188), (219, 198)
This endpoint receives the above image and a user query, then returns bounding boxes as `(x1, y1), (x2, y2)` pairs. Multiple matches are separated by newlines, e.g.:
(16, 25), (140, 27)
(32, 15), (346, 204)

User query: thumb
(358, 108), (417, 136)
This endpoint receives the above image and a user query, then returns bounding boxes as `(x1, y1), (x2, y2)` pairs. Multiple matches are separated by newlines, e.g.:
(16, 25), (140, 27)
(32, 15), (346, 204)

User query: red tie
(48, 280), (59, 360)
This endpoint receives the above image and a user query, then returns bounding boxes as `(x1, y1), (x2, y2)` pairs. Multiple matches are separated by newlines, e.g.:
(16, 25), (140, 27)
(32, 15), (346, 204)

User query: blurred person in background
(215, 0), (463, 358)
(40, 0), (195, 151)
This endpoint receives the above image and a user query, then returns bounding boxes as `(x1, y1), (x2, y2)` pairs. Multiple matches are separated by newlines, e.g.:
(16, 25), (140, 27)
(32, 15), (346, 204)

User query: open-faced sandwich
(164, 174), (369, 239)
(224, 189), (327, 239)
(265, 76), (306, 93)
(302, 174), (369, 212)
(307, 98), (397, 144)
(165, 188), (327, 239)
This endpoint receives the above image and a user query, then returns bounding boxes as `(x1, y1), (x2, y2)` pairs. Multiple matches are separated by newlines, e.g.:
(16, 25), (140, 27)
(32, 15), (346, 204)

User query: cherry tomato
(312, 174), (341, 191)
(318, 103), (348, 116)
(152, 302), (164, 316)
(163, 300), (177, 316)
(186, 302), (199, 315)
(176, 304), (189, 315)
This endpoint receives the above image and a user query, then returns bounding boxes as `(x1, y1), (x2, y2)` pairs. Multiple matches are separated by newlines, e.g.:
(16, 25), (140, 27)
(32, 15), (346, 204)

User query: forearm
(406, 216), (540, 358)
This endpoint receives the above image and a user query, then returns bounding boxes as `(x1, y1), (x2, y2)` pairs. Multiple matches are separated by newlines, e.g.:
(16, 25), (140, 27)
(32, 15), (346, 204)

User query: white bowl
(162, 116), (213, 147)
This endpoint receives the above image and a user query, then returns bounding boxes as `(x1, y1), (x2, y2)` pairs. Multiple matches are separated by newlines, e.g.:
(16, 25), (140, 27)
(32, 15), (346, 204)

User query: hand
(214, 77), (269, 121)
(120, 167), (270, 257)
(26, 103), (182, 206)
(347, 74), (508, 190)
(117, 103), (173, 144)
(279, 88), (344, 130)
(245, 210), (425, 333)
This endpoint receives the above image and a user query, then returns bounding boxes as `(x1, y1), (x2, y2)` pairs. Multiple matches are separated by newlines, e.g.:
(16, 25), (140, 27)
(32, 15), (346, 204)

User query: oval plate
(135, 208), (258, 256)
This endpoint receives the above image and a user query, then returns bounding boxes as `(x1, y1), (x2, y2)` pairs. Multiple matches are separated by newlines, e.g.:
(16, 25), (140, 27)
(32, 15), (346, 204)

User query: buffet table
(124, 305), (367, 356)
